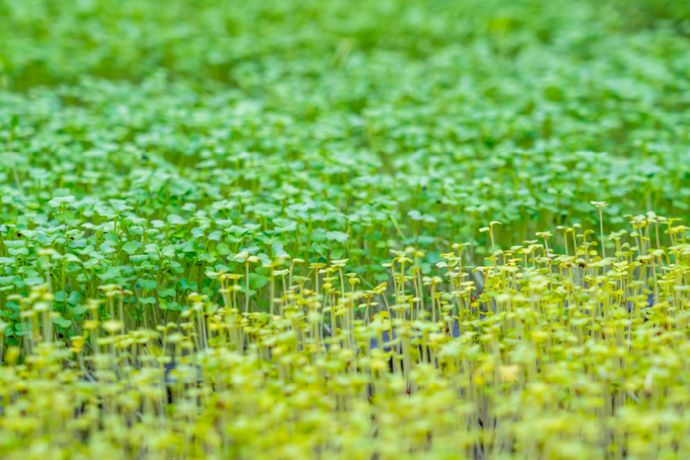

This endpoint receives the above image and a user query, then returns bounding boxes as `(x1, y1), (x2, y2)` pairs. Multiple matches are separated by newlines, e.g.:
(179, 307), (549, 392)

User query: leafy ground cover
(1, 0), (689, 458)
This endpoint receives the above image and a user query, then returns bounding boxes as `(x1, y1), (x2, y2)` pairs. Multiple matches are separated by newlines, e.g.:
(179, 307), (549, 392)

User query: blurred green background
(0, 0), (688, 282)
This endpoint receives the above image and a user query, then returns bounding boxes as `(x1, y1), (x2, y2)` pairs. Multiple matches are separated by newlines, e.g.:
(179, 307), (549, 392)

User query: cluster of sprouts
(1, 216), (689, 458)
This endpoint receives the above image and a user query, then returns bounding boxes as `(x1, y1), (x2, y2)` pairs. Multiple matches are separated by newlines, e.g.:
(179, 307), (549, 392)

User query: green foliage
(0, 0), (689, 457)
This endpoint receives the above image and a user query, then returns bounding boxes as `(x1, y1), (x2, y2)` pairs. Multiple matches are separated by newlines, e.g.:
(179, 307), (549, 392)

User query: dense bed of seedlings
(1, 76), (689, 331)
(1, 2), (689, 318)
(2, 2), (689, 317)
(0, 216), (689, 458)
(2, 0), (690, 458)
(2, 8), (690, 211)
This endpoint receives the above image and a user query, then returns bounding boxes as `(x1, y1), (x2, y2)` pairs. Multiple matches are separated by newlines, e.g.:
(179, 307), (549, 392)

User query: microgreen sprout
(592, 201), (609, 258)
